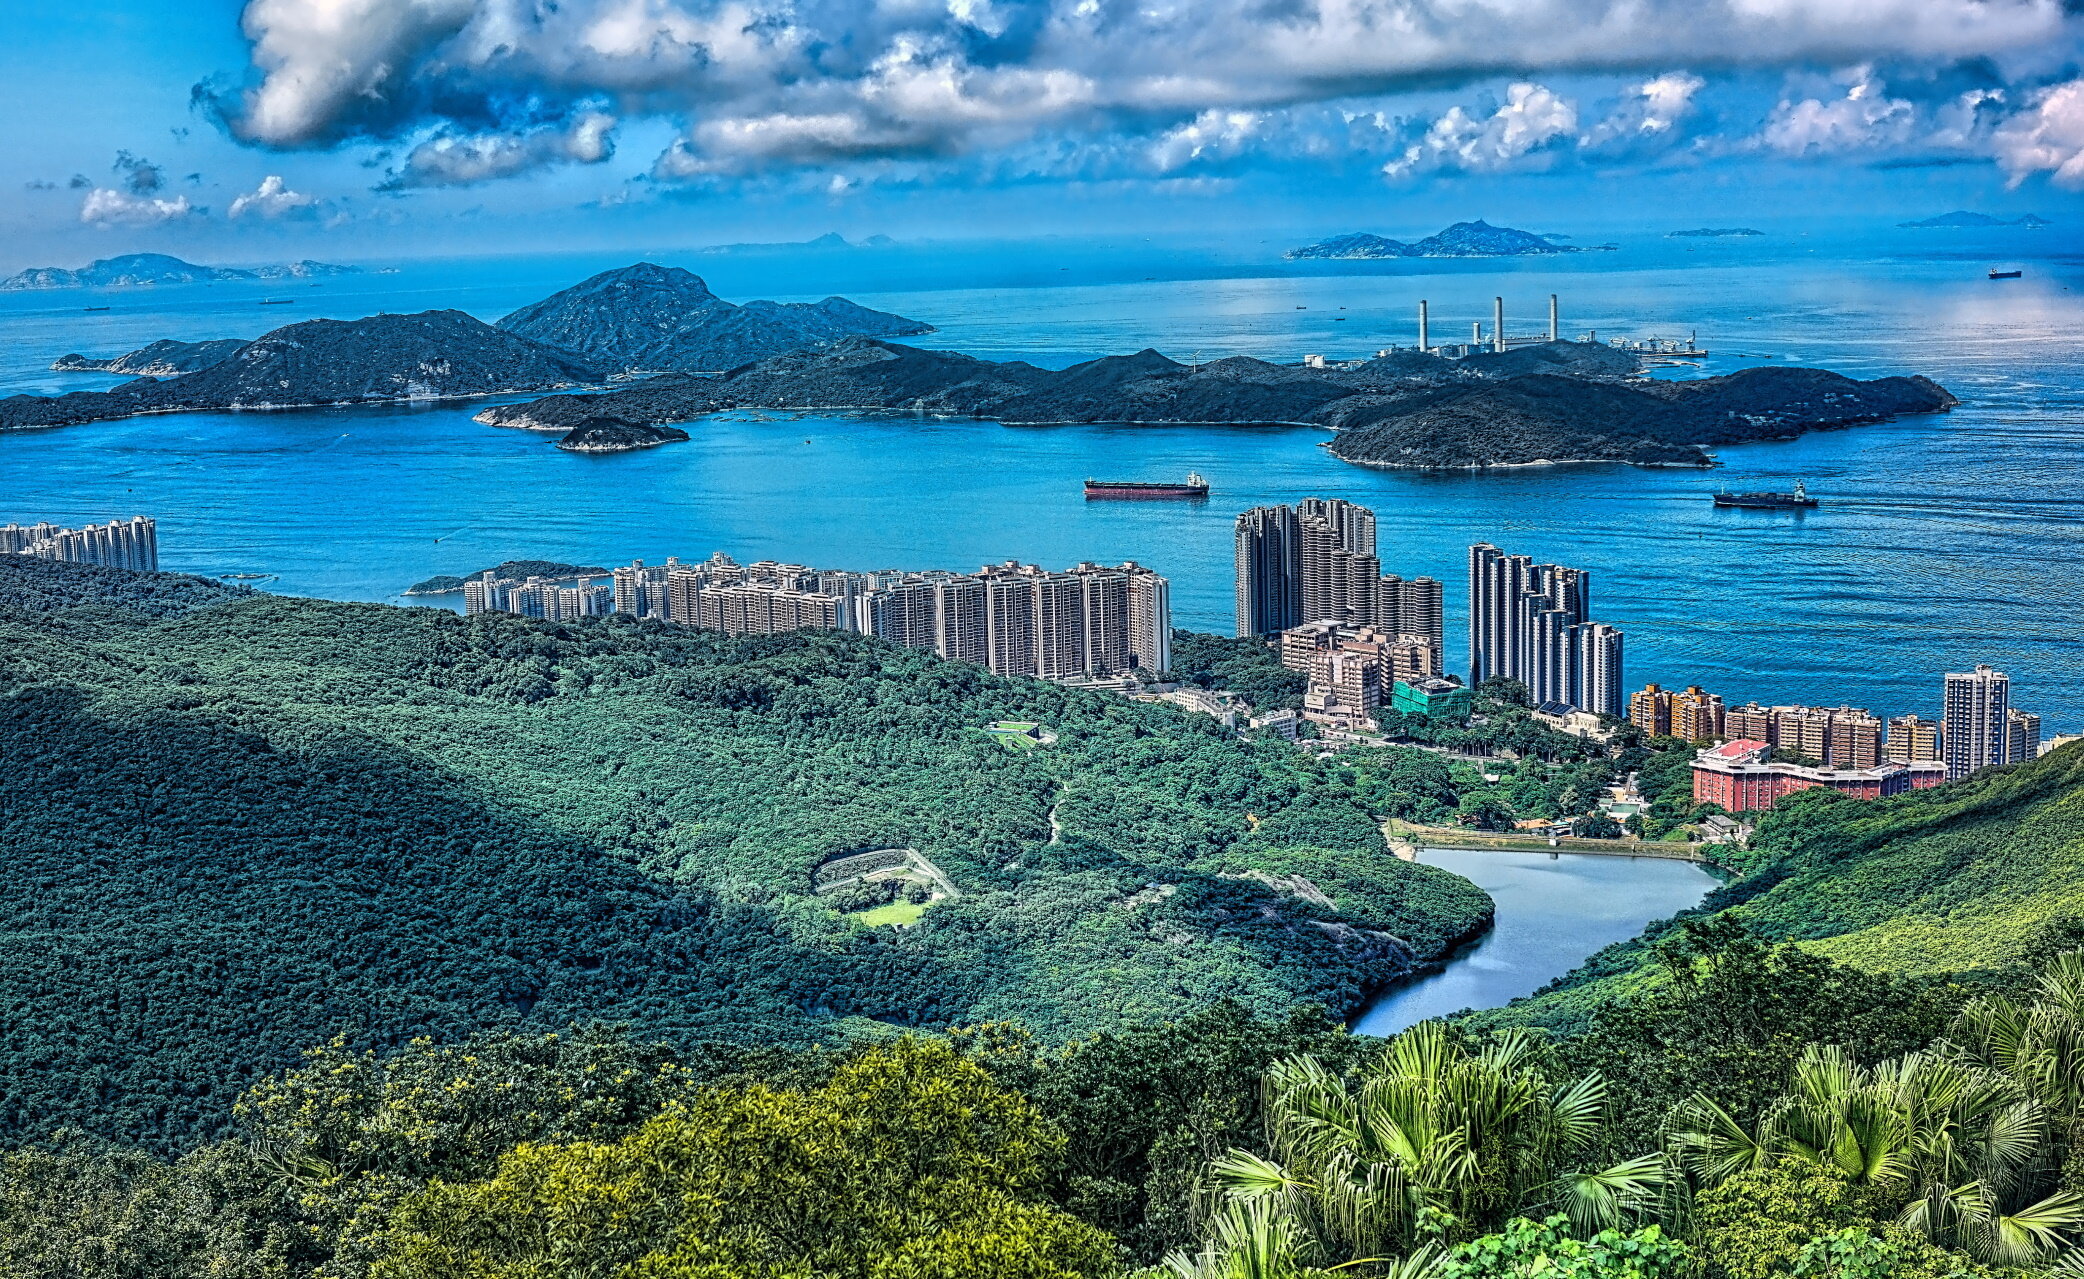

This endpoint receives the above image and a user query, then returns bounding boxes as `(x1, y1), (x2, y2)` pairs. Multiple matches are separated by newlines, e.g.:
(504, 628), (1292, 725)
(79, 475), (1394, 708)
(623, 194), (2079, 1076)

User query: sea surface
(2, 225), (2081, 728)
(1353, 849), (1720, 1035)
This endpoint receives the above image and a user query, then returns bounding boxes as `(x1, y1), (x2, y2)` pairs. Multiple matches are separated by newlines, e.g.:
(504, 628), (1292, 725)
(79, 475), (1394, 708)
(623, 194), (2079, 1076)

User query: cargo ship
(1713, 481), (1817, 509)
(1084, 472), (1209, 500)
(1989, 268), (2023, 279)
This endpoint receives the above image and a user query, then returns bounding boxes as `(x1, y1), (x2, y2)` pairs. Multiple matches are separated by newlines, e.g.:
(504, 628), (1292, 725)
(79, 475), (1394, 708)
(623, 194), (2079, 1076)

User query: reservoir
(1353, 849), (1720, 1035)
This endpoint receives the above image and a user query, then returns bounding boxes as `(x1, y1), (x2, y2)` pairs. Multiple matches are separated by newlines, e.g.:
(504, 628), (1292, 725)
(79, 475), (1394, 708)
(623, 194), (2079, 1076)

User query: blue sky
(2, 0), (2082, 268)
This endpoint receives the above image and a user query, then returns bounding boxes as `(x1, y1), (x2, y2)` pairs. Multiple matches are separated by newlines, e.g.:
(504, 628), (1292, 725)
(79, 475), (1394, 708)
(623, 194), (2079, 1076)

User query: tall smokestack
(1548, 294), (1559, 342)
(1493, 297), (1505, 353)
(1418, 300), (1429, 352)
(1472, 321), (1481, 346)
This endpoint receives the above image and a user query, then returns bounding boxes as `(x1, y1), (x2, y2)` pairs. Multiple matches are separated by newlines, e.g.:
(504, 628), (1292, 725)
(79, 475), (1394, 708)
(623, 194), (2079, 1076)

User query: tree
(1178, 1023), (1664, 1273)
(364, 1037), (1117, 1279)
(1574, 814), (1625, 840)
(1669, 1043), (2084, 1266)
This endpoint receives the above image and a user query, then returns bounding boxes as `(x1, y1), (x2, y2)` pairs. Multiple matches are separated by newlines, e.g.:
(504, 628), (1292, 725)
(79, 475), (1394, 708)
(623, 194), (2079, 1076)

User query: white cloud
(1148, 110), (1262, 172)
(1760, 67), (1917, 156)
(203, 0), (2081, 182)
(79, 188), (196, 225)
(388, 110), (618, 186)
(1992, 78), (2084, 188)
(1384, 83), (1578, 178)
(228, 174), (318, 218)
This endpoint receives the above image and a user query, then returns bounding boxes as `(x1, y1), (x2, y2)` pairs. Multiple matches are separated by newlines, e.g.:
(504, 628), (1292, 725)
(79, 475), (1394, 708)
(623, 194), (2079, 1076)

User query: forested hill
(1488, 737), (2084, 1030)
(0, 558), (1487, 1149)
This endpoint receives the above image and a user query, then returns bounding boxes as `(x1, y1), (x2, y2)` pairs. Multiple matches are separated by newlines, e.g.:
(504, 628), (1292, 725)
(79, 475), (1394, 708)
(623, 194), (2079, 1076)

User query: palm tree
(1175, 1022), (1663, 1274)
(1668, 1043), (2084, 1266)
(1953, 950), (2084, 1123)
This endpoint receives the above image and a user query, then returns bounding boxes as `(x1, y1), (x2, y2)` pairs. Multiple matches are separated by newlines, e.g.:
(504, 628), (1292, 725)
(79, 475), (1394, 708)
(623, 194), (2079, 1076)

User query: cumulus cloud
(384, 110), (617, 187)
(1384, 83), (1578, 178)
(80, 188), (196, 225)
(228, 174), (318, 218)
(1760, 67), (1918, 155)
(200, 0), (2080, 182)
(1148, 110), (1263, 172)
(1579, 72), (1705, 152)
(1992, 78), (2084, 187)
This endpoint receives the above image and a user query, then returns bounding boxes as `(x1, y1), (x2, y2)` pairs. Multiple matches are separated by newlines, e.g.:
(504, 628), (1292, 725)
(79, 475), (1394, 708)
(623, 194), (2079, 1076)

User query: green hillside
(0, 559), (1487, 1149)
(1490, 739), (2084, 1028)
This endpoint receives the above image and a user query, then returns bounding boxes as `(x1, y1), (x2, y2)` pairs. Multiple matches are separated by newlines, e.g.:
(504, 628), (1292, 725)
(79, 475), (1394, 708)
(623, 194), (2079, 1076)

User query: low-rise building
(1690, 740), (1948, 813)
(1391, 677), (1472, 722)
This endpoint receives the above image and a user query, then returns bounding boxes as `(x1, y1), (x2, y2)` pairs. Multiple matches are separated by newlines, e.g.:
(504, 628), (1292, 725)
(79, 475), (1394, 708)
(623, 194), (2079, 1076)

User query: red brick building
(1690, 740), (1948, 813)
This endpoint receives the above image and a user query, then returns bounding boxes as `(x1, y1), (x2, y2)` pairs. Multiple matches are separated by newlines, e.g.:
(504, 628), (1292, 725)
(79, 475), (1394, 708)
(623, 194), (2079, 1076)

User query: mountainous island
(12, 263), (937, 432)
(495, 262), (932, 372)
(1897, 211), (2051, 229)
(1, 253), (362, 289)
(1, 310), (603, 430)
(480, 336), (1957, 470)
(1285, 220), (1615, 259)
(1668, 227), (1764, 237)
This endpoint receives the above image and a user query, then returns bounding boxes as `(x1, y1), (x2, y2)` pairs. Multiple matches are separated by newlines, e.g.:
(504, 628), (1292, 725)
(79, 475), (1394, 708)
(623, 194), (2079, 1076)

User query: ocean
(2, 226), (2080, 727)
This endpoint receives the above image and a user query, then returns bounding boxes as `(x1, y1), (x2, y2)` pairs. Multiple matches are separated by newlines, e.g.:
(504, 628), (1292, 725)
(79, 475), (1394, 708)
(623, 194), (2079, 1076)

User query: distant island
(1898, 212), (2051, 229)
(2, 253), (363, 290)
(13, 263), (937, 432)
(1285, 220), (1616, 260)
(698, 232), (898, 254)
(406, 560), (611, 595)
(1668, 228), (1764, 238)
(479, 336), (1956, 471)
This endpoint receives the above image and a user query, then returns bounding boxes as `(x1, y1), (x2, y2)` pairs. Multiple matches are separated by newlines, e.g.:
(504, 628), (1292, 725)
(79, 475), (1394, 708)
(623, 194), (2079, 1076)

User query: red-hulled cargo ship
(1084, 472), (1209, 500)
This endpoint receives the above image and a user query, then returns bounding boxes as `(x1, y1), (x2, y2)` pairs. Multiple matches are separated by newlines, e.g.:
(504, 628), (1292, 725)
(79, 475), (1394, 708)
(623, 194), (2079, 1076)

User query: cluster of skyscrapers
(1467, 543), (1624, 717)
(0, 517), (158, 572)
(465, 553), (1171, 682)
(1233, 499), (1444, 653)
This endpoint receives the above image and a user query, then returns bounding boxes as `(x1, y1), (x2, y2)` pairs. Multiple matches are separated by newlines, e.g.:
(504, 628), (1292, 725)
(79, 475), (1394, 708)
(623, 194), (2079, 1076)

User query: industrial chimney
(1548, 294), (1559, 343)
(1418, 300), (1429, 352)
(1493, 297), (1505, 353)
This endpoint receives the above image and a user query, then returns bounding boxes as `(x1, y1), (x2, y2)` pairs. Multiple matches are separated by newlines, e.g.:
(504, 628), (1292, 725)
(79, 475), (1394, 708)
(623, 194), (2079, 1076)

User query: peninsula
(1285, 220), (1615, 260)
(51, 337), (247, 376)
(406, 559), (611, 595)
(479, 336), (1957, 470)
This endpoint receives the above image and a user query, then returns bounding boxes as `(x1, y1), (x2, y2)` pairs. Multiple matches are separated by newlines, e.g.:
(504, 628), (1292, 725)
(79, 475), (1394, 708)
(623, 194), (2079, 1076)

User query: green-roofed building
(1392, 677), (1472, 722)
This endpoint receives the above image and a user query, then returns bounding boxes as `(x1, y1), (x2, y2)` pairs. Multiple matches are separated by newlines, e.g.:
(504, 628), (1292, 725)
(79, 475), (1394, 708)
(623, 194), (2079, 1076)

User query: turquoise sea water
(2, 228), (2080, 726)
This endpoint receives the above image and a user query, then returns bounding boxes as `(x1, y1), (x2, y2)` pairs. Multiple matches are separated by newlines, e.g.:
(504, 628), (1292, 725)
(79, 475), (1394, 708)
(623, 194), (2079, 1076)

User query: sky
(1, 0), (2082, 268)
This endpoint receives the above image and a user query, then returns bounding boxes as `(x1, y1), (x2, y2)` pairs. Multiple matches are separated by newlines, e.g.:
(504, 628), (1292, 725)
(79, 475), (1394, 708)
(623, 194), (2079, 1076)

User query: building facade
(1235, 500), (1439, 654)
(1691, 740), (1948, 813)
(1467, 542), (1620, 716)
(1, 516), (158, 572)
(1943, 665), (2011, 780)
(1886, 714), (1942, 763)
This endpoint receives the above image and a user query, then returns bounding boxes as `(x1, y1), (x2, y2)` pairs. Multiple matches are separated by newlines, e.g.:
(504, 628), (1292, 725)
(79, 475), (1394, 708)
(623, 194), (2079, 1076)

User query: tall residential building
(2008, 709), (2043, 767)
(1124, 564), (1172, 675)
(1468, 542), (1619, 715)
(1, 516), (158, 572)
(1574, 623), (1626, 718)
(934, 576), (990, 665)
(1886, 714), (1943, 763)
(1235, 505), (1303, 637)
(1236, 499), (1398, 637)
(1374, 575), (1445, 669)
(1943, 665), (2011, 780)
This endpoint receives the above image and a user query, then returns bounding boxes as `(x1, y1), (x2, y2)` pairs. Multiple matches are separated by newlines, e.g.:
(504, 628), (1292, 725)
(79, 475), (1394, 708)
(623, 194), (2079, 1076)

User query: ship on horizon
(1084, 472), (1209, 500)
(1713, 480), (1818, 509)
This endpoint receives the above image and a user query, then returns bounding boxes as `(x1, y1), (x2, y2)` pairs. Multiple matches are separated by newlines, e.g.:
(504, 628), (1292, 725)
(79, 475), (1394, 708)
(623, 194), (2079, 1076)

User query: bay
(1, 229), (2080, 727)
